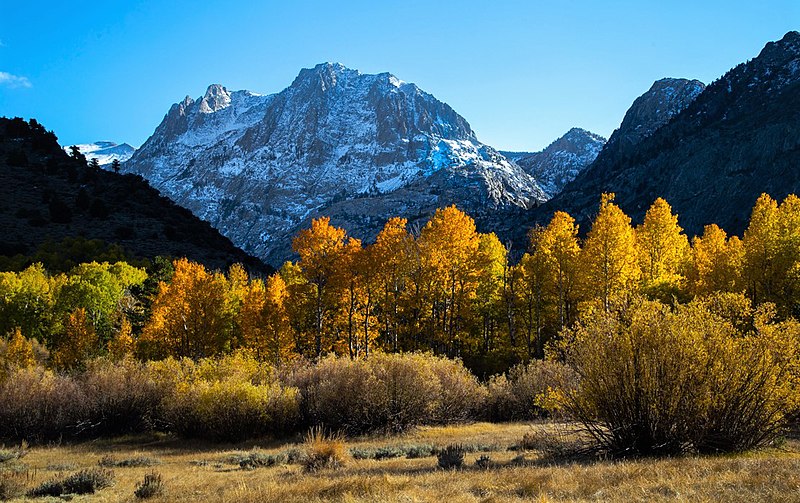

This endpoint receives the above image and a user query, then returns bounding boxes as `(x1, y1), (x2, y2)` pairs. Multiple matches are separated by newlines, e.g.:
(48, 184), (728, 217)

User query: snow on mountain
(63, 141), (136, 166)
(512, 128), (606, 197)
(125, 63), (547, 265)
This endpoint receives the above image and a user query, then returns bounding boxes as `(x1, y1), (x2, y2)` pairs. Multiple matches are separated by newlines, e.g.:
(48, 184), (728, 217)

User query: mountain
(63, 141), (136, 166)
(125, 63), (547, 266)
(533, 31), (800, 238)
(511, 128), (606, 197)
(0, 117), (268, 273)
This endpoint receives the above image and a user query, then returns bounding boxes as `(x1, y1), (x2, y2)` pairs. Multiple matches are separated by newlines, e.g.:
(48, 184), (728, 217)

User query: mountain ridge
(527, 31), (800, 241)
(125, 63), (547, 265)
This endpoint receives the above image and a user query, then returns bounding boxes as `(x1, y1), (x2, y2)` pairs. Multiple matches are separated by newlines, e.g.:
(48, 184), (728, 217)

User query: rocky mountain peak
(125, 64), (546, 265)
(513, 127), (606, 197)
(616, 78), (705, 147)
(550, 128), (606, 152)
(291, 62), (359, 92)
(199, 84), (231, 113)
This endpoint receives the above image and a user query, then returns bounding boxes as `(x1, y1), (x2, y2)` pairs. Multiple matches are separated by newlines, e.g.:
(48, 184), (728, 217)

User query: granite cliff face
(126, 63), (546, 265)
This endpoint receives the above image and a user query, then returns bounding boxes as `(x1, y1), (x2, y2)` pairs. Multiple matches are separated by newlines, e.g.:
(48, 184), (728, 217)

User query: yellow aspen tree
(474, 233), (507, 355)
(239, 278), (268, 358)
(140, 259), (231, 359)
(279, 260), (315, 356)
(354, 243), (380, 357)
(519, 227), (549, 359)
(53, 307), (99, 370)
(417, 206), (480, 355)
(777, 194), (800, 312)
(690, 224), (744, 296)
(3, 327), (36, 369)
(108, 317), (135, 360)
(226, 263), (250, 345)
(0, 264), (57, 344)
(581, 193), (640, 311)
(501, 260), (524, 354)
(743, 194), (780, 305)
(263, 273), (293, 366)
(537, 211), (582, 329)
(635, 198), (690, 299)
(372, 217), (414, 351)
(336, 237), (366, 358)
(292, 217), (347, 356)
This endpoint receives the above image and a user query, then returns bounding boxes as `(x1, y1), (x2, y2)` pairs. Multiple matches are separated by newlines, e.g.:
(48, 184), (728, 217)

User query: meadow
(2, 422), (799, 502)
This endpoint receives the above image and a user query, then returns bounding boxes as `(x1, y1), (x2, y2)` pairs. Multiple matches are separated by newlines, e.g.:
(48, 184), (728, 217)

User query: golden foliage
(139, 259), (232, 359)
(635, 197), (690, 298)
(557, 294), (800, 454)
(580, 193), (640, 311)
(52, 308), (99, 370)
(3, 327), (37, 370)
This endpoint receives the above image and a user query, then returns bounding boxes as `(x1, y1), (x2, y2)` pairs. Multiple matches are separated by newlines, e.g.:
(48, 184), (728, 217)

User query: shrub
(370, 353), (442, 433)
(484, 360), (576, 422)
(0, 443), (26, 464)
(557, 295), (800, 456)
(426, 355), (486, 423)
(134, 472), (164, 499)
(405, 444), (436, 459)
(80, 357), (166, 436)
(99, 455), (161, 468)
(303, 426), (347, 471)
(475, 454), (492, 469)
(284, 357), (379, 433)
(156, 352), (300, 441)
(162, 379), (299, 441)
(285, 353), (451, 434)
(29, 468), (114, 497)
(436, 444), (465, 469)
(62, 468), (114, 494)
(238, 452), (286, 470)
(0, 367), (87, 443)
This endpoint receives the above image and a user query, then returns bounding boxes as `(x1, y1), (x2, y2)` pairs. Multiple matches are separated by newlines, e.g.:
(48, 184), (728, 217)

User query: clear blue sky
(1, 1), (797, 151)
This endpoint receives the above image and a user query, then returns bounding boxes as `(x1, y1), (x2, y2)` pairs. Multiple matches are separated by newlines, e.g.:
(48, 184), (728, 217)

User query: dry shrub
(134, 471), (164, 499)
(370, 353), (442, 433)
(303, 426), (347, 471)
(0, 366), (87, 443)
(285, 352), (483, 434)
(29, 468), (114, 497)
(79, 357), (166, 436)
(484, 360), (576, 422)
(99, 455), (160, 468)
(426, 355), (486, 423)
(284, 357), (379, 433)
(558, 294), (800, 456)
(157, 352), (300, 441)
(436, 444), (465, 469)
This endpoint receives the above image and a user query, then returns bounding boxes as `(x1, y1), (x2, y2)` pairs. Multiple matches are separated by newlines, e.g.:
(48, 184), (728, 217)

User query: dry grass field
(1, 422), (799, 502)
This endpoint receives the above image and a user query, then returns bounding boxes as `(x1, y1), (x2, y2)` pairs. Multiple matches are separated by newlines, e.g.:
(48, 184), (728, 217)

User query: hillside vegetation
(0, 192), (798, 463)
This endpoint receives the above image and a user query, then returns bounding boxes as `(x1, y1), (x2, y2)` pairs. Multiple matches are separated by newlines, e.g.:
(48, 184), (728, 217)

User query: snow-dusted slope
(63, 141), (136, 166)
(513, 128), (606, 197)
(125, 63), (547, 265)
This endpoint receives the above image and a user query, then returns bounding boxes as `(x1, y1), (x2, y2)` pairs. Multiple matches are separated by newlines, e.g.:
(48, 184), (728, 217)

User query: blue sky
(0, 1), (797, 151)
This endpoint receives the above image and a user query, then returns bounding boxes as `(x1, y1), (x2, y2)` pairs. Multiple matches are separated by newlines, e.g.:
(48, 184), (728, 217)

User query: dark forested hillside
(0, 117), (269, 273)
